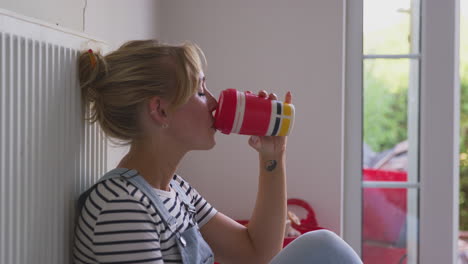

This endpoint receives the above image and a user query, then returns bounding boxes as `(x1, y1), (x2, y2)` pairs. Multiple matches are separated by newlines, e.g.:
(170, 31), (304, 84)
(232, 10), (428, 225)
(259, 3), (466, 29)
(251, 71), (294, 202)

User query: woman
(73, 40), (362, 264)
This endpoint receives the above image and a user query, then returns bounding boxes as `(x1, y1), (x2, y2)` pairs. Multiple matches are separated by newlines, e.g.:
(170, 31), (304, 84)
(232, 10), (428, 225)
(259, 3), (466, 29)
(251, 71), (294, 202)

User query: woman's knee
(297, 229), (342, 247)
(271, 229), (363, 264)
(293, 229), (362, 263)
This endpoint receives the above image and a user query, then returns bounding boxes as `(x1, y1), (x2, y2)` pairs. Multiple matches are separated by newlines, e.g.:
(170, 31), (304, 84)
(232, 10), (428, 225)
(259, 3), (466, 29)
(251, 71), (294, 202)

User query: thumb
(248, 136), (261, 149)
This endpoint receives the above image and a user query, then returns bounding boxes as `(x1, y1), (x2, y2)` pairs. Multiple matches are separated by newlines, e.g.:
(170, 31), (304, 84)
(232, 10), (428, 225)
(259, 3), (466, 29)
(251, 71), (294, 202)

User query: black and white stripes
(73, 175), (217, 264)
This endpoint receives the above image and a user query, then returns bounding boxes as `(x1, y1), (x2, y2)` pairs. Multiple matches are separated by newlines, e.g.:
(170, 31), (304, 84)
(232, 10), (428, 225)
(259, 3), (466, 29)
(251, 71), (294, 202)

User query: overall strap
(170, 176), (196, 214)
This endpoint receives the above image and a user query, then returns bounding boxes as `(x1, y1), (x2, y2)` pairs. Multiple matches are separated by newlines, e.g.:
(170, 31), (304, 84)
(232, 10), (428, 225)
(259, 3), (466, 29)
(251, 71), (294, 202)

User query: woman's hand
(248, 90), (292, 157)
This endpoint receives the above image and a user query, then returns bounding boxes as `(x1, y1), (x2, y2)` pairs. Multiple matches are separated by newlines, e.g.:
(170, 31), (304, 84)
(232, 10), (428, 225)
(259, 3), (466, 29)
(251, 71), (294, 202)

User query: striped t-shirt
(73, 173), (217, 264)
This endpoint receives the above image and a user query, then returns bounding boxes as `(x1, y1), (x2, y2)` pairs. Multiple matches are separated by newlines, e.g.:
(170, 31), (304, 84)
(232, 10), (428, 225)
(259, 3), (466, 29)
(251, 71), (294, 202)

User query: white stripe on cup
(266, 100), (279, 136)
(286, 104), (295, 136)
(232, 91), (246, 134)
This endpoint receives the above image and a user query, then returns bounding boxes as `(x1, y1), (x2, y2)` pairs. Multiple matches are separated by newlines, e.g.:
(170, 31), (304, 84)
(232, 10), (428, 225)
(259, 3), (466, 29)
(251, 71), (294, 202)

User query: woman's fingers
(257, 90), (290, 103)
(248, 135), (262, 150)
(285, 91), (292, 104)
(258, 90), (268, 98)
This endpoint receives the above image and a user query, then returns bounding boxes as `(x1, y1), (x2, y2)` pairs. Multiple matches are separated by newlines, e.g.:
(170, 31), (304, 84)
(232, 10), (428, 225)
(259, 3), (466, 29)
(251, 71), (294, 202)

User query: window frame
(343, 0), (460, 262)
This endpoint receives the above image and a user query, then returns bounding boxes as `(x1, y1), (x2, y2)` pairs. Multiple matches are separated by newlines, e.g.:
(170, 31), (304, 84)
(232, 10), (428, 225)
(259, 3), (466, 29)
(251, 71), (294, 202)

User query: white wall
(0, 0), (84, 31)
(84, 0), (160, 50)
(159, 0), (345, 233)
(0, 0), (159, 48)
(0, 0), (160, 49)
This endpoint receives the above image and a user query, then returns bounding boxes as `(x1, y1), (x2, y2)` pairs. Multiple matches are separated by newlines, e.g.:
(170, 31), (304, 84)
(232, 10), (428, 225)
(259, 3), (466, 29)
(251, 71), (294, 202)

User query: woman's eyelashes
(198, 77), (207, 96)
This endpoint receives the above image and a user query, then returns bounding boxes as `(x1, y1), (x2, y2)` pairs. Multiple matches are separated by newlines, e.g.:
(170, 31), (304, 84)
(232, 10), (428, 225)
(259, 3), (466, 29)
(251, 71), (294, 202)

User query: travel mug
(213, 89), (295, 136)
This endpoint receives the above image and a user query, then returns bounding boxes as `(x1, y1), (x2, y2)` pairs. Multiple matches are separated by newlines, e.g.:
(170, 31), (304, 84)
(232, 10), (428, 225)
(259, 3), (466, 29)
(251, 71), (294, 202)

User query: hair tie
(88, 49), (97, 68)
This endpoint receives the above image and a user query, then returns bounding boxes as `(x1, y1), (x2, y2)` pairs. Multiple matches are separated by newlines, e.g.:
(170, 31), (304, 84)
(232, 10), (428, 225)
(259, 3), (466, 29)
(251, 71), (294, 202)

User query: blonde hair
(78, 40), (206, 145)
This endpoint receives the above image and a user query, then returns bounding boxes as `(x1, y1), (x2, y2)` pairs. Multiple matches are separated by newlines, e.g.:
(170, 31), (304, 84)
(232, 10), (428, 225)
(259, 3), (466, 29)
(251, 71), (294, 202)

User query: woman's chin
(205, 139), (216, 150)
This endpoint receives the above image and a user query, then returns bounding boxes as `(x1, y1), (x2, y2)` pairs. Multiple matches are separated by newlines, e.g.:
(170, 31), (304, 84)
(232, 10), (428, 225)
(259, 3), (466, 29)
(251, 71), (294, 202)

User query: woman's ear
(148, 96), (169, 126)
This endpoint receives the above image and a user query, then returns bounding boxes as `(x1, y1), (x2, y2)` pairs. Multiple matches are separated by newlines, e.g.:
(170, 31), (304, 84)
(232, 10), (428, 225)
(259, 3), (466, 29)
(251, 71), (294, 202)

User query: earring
(161, 124), (168, 129)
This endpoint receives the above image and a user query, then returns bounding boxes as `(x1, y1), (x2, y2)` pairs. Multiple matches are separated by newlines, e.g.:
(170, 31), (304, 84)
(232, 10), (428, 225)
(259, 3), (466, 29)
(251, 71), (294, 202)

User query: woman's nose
(206, 90), (218, 113)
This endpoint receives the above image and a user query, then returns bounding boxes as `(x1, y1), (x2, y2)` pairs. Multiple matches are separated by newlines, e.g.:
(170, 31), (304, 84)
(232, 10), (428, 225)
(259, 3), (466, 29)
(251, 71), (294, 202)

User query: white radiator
(0, 9), (108, 264)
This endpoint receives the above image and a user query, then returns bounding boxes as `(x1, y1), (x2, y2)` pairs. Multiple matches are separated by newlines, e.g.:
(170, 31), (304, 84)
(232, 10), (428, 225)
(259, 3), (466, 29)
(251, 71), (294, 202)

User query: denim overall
(77, 168), (215, 264)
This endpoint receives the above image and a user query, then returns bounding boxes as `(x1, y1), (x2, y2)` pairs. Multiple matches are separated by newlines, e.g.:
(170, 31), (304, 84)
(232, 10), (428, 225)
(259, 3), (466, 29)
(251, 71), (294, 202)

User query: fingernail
(251, 136), (259, 143)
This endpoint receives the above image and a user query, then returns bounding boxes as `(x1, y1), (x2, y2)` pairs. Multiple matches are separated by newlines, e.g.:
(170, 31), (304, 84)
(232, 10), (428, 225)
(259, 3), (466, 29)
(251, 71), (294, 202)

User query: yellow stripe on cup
(283, 103), (293, 116)
(278, 118), (291, 136)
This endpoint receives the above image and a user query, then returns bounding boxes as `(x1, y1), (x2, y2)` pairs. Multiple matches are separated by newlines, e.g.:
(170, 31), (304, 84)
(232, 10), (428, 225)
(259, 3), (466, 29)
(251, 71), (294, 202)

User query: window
(361, 1), (420, 262)
(458, 0), (468, 258)
(344, 0), (460, 263)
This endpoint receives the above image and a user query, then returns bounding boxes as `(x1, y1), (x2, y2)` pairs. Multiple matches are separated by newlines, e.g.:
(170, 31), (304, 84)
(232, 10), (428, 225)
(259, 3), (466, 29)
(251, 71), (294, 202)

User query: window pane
(362, 186), (418, 264)
(364, 0), (418, 54)
(362, 1), (421, 263)
(459, 0), (468, 237)
(363, 59), (417, 175)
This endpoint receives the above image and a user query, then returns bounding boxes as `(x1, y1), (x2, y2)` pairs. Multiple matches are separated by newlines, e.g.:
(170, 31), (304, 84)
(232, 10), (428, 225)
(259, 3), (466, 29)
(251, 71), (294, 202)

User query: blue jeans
(270, 230), (363, 264)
